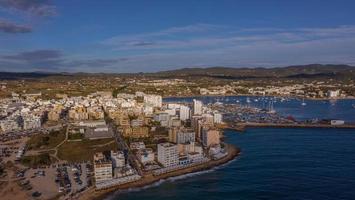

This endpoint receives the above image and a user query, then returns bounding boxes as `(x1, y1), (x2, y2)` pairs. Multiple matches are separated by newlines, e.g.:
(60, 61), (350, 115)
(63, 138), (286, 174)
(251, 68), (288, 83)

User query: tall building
(202, 129), (220, 147)
(93, 152), (113, 183)
(110, 151), (125, 168)
(176, 129), (195, 144)
(193, 99), (203, 115)
(179, 105), (190, 121)
(157, 143), (179, 167)
(168, 127), (178, 143)
(213, 113), (223, 124)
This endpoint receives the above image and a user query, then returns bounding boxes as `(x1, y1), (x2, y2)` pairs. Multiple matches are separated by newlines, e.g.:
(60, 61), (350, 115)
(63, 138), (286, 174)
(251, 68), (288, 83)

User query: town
(0, 91), (229, 199)
(1, 65), (355, 101)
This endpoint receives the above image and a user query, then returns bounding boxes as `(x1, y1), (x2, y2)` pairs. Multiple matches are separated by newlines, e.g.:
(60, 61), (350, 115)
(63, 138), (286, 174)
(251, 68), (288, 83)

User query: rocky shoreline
(77, 144), (241, 200)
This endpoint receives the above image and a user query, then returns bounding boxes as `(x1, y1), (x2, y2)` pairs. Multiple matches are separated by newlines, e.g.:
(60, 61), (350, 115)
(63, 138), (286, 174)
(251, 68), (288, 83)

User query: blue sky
(0, 0), (355, 73)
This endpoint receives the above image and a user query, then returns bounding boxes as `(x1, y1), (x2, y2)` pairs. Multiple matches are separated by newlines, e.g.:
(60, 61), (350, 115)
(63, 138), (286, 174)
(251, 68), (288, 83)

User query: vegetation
(26, 129), (66, 150)
(68, 133), (84, 140)
(21, 153), (54, 167)
(57, 138), (117, 162)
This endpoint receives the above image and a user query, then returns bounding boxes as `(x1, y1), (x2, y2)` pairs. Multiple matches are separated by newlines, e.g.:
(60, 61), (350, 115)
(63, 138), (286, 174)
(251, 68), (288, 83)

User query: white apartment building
(166, 103), (190, 121)
(179, 105), (190, 121)
(213, 113), (222, 124)
(23, 115), (41, 130)
(176, 129), (195, 144)
(94, 153), (113, 183)
(144, 94), (162, 108)
(193, 99), (203, 115)
(154, 112), (170, 127)
(157, 143), (179, 167)
(327, 90), (340, 98)
(111, 151), (125, 168)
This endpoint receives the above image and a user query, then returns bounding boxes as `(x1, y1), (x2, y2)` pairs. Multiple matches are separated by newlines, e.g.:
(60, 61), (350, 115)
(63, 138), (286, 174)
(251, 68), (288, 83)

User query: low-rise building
(0, 119), (21, 132)
(122, 126), (149, 138)
(23, 115), (41, 130)
(137, 148), (155, 164)
(130, 142), (146, 150)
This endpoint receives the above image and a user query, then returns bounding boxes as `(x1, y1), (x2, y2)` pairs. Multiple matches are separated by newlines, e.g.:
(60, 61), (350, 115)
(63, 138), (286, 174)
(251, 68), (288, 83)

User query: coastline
(77, 144), (241, 200)
(225, 122), (355, 132)
(163, 94), (355, 101)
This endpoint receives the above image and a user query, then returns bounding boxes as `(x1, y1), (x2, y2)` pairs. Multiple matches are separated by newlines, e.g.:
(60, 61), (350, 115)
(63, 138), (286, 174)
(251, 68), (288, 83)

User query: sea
(106, 96), (355, 200)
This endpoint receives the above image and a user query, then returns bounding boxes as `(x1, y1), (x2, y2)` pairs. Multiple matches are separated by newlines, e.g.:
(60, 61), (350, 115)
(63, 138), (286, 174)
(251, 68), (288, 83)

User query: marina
(165, 95), (355, 131)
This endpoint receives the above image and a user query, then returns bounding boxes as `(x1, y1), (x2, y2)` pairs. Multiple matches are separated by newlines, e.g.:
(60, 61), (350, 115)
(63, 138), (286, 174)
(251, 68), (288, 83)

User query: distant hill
(151, 64), (355, 79)
(0, 64), (354, 80)
(0, 72), (69, 80)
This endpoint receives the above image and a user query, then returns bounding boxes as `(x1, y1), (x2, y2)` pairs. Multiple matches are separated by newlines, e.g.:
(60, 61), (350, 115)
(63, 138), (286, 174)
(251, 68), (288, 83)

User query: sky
(0, 0), (355, 73)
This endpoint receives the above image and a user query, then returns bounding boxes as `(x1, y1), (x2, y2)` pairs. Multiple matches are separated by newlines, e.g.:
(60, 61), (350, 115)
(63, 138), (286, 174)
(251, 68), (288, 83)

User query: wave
(104, 156), (240, 199)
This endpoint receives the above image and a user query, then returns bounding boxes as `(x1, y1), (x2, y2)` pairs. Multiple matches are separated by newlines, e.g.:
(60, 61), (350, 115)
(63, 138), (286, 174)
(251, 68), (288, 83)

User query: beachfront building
(202, 128), (220, 147)
(111, 151), (126, 168)
(137, 148), (155, 164)
(157, 143), (179, 167)
(94, 152), (113, 183)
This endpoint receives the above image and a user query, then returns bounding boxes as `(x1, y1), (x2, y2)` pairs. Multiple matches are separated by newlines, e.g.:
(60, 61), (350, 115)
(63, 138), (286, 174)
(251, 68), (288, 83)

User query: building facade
(157, 143), (179, 167)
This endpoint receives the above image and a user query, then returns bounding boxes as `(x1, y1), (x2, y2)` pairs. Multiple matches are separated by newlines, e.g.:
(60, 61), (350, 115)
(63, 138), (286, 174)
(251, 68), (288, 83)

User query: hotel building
(157, 143), (179, 167)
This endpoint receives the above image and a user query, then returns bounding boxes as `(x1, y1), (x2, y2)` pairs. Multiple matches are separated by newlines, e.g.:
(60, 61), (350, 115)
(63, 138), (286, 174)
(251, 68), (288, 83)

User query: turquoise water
(106, 97), (355, 200)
